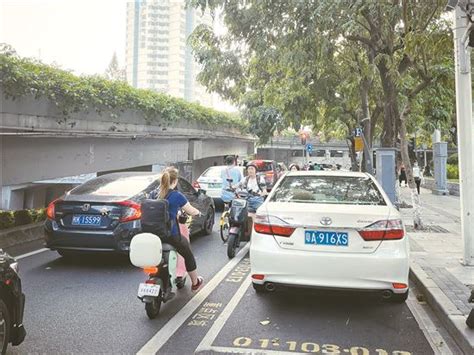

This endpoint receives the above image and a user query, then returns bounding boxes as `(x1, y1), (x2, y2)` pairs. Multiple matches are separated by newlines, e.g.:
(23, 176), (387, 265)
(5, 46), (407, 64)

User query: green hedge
(0, 208), (46, 231)
(0, 49), (247, 132)
(447, 164), (459, 180)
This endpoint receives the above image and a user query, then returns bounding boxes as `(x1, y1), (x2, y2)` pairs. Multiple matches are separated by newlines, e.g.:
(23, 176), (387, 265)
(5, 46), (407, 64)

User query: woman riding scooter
(238, 164), (268, 237)
(156, 167), (204, 295)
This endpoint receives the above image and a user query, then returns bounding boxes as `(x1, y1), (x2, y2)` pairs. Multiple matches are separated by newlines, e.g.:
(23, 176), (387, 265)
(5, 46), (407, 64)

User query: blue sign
(354, 127), (363, 137)
(306, 144), (313, 152)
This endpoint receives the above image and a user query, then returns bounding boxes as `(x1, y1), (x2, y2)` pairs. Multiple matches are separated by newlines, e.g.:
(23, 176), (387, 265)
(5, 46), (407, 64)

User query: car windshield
(270, 176), (386, 206)
(201, 166), (224, 178)
(69, 175), (157, 197)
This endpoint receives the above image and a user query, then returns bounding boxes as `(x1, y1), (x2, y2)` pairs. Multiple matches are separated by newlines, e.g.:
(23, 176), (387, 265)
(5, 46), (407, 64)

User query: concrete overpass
(0, 90), (254, 210)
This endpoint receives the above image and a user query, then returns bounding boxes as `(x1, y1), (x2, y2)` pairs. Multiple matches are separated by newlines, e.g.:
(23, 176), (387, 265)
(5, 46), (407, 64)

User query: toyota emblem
(320, 217), (332, 226)
(82, 203), (91, 212)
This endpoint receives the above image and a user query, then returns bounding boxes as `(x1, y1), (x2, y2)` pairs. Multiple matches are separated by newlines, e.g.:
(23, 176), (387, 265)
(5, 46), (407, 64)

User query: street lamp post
(453, 5), (474, 265)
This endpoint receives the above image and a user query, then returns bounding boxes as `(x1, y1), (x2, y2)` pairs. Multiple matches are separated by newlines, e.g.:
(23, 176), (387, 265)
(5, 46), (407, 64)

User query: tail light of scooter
(143, 266), (159, 275)
(254, 214), (295, 237)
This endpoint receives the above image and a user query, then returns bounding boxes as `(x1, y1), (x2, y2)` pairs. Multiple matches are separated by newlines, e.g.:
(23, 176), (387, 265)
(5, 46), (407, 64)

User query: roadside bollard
(467, 290), (474, 329)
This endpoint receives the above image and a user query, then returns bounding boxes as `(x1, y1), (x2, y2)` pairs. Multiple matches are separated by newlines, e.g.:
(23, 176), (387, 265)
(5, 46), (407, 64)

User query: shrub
(447, 164), (459, 180)
(0, 211), (14, 230)
(447, 153), (458, 165)
(13, 210), (33, 226)
(0, 52), (248, 133)
(0, 208), (46, 230)
(34, 208), (47, 222)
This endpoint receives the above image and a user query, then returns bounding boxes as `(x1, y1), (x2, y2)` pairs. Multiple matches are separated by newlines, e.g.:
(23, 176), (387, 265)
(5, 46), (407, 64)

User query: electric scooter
(129, 233), (186, 319)
(226, 189), (250, 259)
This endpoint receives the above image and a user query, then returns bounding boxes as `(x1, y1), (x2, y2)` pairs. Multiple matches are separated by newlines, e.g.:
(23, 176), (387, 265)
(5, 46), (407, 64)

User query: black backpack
(140, 198), (171, 238)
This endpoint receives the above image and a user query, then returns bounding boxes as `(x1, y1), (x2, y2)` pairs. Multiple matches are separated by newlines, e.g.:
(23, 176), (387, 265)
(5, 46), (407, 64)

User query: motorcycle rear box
(130, 233), (163, 267)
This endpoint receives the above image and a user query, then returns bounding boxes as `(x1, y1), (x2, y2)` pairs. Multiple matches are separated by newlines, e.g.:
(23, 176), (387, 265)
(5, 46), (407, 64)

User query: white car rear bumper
(250, 233), (409, 293)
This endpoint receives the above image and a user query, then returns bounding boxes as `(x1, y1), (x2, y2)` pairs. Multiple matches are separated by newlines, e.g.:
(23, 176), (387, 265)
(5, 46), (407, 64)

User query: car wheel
(202, 207), (215, 236)
(0, 299), (11, 355)
(252, 283), (266, 294)
(389, 290), (409, 303)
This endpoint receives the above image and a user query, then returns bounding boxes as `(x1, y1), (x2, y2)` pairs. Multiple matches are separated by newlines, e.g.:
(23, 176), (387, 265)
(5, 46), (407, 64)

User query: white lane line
(406, 291), (454, 355)
(15, 248), (49, 260)
(137, 243), (250, 355)
(195, 275), (252, 353)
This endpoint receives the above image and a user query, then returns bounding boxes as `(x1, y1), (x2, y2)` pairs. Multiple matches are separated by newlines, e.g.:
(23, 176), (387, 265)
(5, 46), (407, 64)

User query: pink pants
(177, 223), (190, 278)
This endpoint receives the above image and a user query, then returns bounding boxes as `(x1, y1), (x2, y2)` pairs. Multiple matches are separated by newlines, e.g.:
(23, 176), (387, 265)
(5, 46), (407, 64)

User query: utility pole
(453, 4), (474, 265)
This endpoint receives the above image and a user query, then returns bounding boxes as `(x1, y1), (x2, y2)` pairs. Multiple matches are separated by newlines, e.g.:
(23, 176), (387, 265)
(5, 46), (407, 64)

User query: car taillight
(358, 220), (404, 241)
(254, 215), (295, 237)
(192, 181), (201, 189)
(46, 199), (61, 219)
(118, 201), (142, 222)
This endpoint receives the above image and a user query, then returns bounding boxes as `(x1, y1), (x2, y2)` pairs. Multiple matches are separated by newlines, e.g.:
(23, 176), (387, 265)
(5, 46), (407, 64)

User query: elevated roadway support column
(454, 6), (474, 266)
(375, 148), (397, 205)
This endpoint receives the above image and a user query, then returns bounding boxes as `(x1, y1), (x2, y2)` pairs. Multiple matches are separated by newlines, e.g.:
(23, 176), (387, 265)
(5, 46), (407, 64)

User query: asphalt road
(5, 216), (460, 355)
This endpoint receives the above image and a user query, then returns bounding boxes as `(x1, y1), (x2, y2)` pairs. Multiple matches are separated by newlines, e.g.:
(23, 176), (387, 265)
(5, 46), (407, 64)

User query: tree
(104, 52), (125, 81)
(189, 1), (455, 226)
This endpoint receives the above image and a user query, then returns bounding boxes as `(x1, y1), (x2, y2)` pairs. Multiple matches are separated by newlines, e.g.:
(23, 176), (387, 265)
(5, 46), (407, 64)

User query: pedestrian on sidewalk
(399, 163), (407, 187)
(413, 161), (423, 194)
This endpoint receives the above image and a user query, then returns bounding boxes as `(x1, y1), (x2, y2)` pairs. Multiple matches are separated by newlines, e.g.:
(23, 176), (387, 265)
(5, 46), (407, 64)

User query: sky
(1, 0), (127, 75)
(0, 0), (235, 111)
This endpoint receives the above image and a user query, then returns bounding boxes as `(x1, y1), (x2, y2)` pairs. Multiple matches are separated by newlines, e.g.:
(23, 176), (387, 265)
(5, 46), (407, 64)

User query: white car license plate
(138, 283), (160, 298)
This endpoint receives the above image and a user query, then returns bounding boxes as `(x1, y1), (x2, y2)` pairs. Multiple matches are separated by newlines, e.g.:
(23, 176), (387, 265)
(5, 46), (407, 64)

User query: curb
(410, 262), (474, 354)
(0, 222), (45, 249)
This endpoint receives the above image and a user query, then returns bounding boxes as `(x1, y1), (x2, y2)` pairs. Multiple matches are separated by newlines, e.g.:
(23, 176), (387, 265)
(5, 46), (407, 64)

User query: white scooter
(129, 233), (186, 319)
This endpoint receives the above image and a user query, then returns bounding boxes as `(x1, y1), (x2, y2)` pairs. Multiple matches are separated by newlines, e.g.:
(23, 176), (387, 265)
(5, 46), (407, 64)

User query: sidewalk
(398, 187), (474, 354)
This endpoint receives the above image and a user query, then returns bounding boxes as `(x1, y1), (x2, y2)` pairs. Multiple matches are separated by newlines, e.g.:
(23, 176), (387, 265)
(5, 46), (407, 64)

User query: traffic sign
(306, 143), (313, 152)
(354, 137), (364, 152)
(354, 127), (363, 137)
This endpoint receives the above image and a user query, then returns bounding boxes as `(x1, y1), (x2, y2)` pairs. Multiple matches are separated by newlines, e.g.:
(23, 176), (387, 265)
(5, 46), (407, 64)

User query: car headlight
(9, 261), (19, 274)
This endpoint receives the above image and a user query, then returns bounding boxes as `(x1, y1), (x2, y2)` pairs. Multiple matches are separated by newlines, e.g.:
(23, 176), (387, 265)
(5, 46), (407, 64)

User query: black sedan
(44, 172), (215, 257)
(0, 249), (26, 354)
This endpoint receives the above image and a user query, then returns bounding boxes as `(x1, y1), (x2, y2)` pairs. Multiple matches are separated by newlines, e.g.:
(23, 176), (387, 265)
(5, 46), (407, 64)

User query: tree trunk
(377, 60), (400, 148)
(360, 80), (371, 145)
(346, 137), (359, 171)
(399, 103), (422, 229)
(360, 80), (372, 172)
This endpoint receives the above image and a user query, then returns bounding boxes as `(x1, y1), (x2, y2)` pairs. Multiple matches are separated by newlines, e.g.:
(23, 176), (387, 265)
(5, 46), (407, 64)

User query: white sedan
(194, 165), (246, 200)
(250, 171), (409, 302)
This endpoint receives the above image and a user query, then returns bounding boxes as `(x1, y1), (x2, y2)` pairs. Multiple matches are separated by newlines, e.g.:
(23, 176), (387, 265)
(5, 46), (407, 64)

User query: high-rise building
(126, 0), (213, 107)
